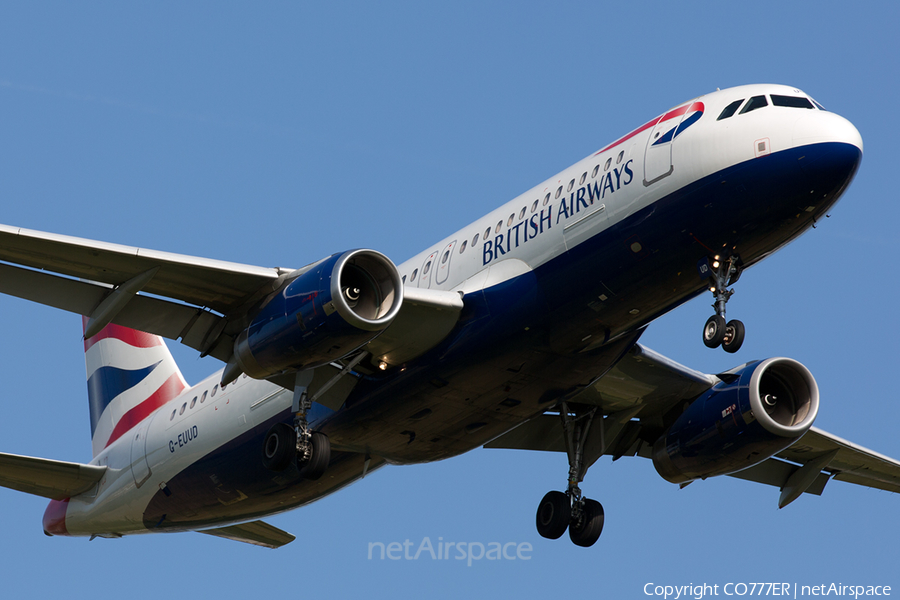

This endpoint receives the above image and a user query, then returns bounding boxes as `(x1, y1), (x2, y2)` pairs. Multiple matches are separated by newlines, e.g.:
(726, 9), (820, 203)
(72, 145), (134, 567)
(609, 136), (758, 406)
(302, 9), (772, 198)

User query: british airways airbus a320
(0, 83), (895, 549)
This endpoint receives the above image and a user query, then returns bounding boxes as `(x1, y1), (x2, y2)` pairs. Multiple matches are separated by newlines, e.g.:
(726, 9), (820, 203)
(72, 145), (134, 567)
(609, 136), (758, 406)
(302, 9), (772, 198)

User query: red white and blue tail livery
(84, 319), (188, 457)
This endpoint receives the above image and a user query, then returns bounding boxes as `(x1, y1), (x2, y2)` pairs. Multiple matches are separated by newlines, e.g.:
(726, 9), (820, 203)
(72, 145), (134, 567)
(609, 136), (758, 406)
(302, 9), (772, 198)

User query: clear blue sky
(1, 2), (898, 598)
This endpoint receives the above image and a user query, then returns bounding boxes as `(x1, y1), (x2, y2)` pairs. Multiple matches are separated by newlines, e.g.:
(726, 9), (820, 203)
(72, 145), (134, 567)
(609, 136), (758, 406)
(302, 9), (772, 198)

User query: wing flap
(0, 452), (106, 500)
(198, 520), (295, 549)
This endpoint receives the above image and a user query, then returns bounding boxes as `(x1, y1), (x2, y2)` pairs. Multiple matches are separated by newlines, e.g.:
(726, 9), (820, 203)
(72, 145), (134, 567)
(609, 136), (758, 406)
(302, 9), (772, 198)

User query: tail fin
(83, 317), (188, 457)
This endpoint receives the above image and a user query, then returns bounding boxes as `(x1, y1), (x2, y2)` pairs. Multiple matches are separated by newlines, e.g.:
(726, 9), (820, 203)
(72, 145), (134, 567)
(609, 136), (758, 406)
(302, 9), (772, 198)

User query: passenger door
(434, 241), (456, 286)
(130, 415), (154, 488)
(643, 117), (675, 186)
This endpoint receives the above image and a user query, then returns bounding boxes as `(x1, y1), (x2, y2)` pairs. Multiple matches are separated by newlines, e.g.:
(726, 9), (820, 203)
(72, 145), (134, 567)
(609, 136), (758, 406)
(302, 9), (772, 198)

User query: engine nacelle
(234, 249), (403, 378)
(652, 357), (819, 484)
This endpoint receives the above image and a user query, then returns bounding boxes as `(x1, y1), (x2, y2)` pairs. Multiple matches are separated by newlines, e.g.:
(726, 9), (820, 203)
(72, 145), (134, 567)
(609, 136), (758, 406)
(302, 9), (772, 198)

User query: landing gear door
(434, 241), (456, 286)
(130, 415), (154, 488)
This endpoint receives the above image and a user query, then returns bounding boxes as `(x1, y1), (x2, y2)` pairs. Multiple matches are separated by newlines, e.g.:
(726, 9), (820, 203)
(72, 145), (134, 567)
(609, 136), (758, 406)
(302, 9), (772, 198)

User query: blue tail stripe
(87, 361), (162, 435)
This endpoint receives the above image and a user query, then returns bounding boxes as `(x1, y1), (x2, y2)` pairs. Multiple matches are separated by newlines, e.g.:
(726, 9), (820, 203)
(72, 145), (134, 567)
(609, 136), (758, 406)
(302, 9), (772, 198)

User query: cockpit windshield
(717, 99), (744, 121)
(771, 95), (815, 109)
(739, 95), (768, 114)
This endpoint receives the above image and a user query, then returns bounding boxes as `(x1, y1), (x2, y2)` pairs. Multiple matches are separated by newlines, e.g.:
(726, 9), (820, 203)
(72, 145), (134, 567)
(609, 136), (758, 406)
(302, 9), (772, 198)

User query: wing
(727, 427), (900, 507)
(198, 520), (295, 549)
(0, 224), (463, 369)
(0, 224), (290, 361)
(486, 343), (900, 506)
(0, 452), (107, 500)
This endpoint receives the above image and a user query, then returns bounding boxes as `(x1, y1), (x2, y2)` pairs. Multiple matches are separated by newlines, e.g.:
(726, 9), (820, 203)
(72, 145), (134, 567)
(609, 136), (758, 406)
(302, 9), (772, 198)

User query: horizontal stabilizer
(0, 452), (106, 500)
(198, 520), (296, 549)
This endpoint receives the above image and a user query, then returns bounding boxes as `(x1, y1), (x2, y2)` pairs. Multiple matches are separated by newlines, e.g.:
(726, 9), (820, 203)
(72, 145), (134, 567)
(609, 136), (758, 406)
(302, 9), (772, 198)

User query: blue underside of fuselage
(142, 141), (861, 531)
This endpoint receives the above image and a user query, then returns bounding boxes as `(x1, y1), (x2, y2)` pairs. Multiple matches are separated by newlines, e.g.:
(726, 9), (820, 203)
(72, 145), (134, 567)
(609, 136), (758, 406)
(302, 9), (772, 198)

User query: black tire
(569, 498), (604, 547)
(722, 319), (745, 353)
(299, 431), (331, 480)
(262, 423), (296, 472)
(703, 315), (726, 348)
(535, 491), (570, 540)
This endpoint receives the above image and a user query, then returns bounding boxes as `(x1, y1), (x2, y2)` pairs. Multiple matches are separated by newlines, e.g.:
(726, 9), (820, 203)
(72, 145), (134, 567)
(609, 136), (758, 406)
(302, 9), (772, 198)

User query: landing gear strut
(535, 402), (605, 547)
(253, 371), (331, 480)
(702, 254), (745, 353)
(291, 371), (330, 480)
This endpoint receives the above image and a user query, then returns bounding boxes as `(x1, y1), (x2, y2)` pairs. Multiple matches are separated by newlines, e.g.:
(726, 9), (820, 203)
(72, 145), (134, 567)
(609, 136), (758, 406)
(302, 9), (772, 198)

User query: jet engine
(652, 358), (819, 484)
(233, 249), (403, 378)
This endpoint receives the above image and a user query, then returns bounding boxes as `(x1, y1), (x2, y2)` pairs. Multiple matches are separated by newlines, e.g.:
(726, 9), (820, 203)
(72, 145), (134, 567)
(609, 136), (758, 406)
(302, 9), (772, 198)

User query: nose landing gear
(535, 403), (605, 548)
(701, 255), (745, 353)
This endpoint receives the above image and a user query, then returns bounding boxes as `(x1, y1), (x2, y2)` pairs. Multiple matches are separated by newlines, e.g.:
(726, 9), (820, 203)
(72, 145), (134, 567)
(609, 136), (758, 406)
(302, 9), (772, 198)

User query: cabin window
(179, 402), (186, 415)
(459, 240), (467, 254)
(411, 268), (418, 280)
(531, 199), (538, 212)
(507, 214), (514, 227)
(543, 193), (551, 206)
(189, 396), (197, 409)
(579, 172), (587, 185)
(616, 151), (624, 164)
(402, 275), (406, 284)
(604, 157), (612, 171)
(739, 95), (768, 114)
(211, 384), (218, 397)
(170, 409), (176, 421)
(484, 227), (491, 239)
(771, 95), (814, 109)
(200, 390), (208, 403)
(591, 164), (599, 178)
(518, 207), (526, 220)
(717, 99), (744, 120)
(423, 260), (432, 275)
(472, 233), (480, 246)
(495, 221), (502, 234)
(555, 186), (562, 199)
(567, 179), (575, 192)
(441, 250), (449, 264)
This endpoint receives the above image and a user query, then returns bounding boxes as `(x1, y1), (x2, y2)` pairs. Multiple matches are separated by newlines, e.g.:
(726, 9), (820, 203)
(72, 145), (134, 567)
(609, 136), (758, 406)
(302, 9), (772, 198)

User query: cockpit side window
(771, 95), (815, 109)
(739, 95), (768, 114)
(717, 99), (744, 121)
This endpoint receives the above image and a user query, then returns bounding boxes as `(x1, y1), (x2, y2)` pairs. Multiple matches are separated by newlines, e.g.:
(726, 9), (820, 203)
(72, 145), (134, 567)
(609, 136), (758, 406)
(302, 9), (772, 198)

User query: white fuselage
(58, 84), (863, 538)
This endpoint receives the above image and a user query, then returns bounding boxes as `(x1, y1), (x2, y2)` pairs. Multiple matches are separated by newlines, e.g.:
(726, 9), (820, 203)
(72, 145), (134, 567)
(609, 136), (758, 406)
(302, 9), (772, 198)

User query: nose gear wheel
(702, 254), (745, 353)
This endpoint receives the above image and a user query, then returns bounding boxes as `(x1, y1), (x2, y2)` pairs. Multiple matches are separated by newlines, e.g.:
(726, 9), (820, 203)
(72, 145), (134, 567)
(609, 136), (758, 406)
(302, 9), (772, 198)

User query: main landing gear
(261, 371), (331, 480)
(535, 403), (605, 547)
(701, 254), (745, 354)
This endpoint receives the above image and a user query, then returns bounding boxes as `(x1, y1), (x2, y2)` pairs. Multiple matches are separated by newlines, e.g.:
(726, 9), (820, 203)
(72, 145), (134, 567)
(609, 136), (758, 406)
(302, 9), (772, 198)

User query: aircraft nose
(793, 110), (863, 154)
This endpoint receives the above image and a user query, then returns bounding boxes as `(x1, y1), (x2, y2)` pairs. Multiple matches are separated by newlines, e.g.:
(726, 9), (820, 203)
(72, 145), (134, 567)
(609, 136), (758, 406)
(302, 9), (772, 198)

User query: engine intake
(234, 249), (403, 378)
(652, 357), (819, 484)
